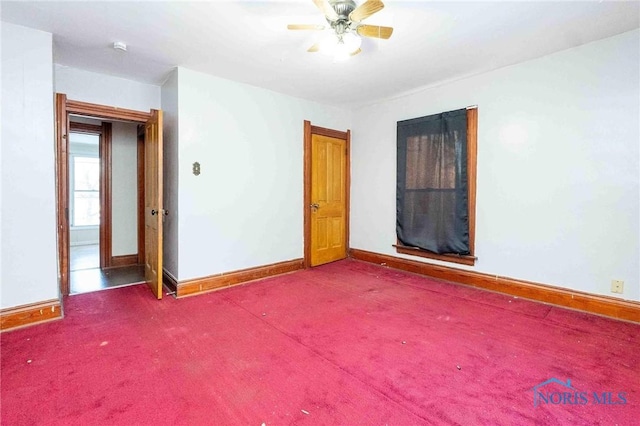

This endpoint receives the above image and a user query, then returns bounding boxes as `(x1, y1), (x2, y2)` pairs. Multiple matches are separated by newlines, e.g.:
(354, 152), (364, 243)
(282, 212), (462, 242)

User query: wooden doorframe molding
(68, 122), (103, 134)
(66, 99), (151, 122)
(55, 94), (70, 294)
(303, 120), (351, 268)
(137, 126), (146, 265)
(99, 122), (113, 268)
(55, 94), (149, 295)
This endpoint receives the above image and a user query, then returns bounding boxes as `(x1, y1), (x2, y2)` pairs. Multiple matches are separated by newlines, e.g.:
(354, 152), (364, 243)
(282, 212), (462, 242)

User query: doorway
(303, 121), (351, 268)
(55, 94), (164, 299)
(67, 118), (144, 294)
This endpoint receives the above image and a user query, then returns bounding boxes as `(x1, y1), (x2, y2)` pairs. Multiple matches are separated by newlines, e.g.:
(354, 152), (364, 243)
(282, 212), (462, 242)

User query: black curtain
(397, 109), (469, 255)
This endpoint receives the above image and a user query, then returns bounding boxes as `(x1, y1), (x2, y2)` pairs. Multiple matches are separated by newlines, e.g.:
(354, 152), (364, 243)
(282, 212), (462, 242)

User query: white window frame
(70, 153), (100, 229)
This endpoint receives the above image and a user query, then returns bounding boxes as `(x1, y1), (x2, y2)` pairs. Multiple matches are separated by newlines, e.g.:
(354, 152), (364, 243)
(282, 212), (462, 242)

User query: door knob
(310, 203), (319, 211)
(151, 209), (157, 216)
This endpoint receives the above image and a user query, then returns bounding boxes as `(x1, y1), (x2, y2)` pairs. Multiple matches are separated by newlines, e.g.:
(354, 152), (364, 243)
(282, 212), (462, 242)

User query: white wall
(111, 122), (138, 256)
(54, 65), (161, 111)
(1, 23), (58, 308)
(351, 29), (640, 301)
(175, 67), (352, 281)
(161, 69), (180, 280)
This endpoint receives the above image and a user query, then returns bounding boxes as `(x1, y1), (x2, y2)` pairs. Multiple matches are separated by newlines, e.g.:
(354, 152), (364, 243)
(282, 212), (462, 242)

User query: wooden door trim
(55, 94), (70, 295)
(66, 100), (151, 123)
(55, 93), (149, 296)
(99, 122), (113, 268)
(303, 121), (312, 268)
(303, 120), (351, 268)
(137, 127), (146, 265)
(68, 122), (102, 134)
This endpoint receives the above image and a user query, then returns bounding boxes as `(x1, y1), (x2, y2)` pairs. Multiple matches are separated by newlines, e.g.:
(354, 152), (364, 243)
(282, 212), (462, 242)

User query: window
(395, 107), (477, 266)
(71, 156), (100, 226)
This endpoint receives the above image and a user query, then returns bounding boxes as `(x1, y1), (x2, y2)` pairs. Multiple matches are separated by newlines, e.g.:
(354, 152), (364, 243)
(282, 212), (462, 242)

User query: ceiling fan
(288, 0), (393, 59)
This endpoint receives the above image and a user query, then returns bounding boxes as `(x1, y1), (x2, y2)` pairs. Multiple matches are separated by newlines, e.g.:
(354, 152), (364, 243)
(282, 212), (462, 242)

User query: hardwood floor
(70, 244), (99, 271)
(70, 265), (145, 295)
(70, 244), (144, 295)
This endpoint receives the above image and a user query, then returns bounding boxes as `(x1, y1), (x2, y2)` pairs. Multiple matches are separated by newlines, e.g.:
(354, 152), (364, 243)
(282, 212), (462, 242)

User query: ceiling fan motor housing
(329, 0), (357, 20)
(328, 0), (358, 35)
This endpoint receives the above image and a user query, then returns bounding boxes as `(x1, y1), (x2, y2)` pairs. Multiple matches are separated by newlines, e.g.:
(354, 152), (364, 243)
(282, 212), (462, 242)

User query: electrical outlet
(611, 280), (624, 294)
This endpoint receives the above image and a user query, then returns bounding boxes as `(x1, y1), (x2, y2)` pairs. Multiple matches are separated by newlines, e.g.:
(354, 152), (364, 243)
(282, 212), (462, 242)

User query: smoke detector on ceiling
(112, 41), (127, 52)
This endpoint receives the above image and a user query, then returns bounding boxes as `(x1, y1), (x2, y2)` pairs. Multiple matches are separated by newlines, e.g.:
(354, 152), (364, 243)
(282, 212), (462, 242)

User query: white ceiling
(2, 0), (639, 107)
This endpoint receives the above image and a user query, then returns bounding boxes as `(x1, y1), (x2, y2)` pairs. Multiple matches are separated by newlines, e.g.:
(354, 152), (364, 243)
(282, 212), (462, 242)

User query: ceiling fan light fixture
(318, 31), (340, 56)
(333, 33), (361, 61)
(319, 30), (362, 60)
(341, 31), (362, 53)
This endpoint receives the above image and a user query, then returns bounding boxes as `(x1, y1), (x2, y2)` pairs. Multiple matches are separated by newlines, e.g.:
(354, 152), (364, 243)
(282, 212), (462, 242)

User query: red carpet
(1, 259), (638, 425)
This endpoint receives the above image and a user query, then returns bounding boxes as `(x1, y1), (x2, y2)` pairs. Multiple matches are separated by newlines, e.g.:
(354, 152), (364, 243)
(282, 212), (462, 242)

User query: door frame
(55, 94), (150, 295)
(302, 120), (351, 268)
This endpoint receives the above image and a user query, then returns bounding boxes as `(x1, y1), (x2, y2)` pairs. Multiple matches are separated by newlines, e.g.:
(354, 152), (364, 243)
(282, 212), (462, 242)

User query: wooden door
(310, 133), (348, 266)
(144, 109), (163, 299)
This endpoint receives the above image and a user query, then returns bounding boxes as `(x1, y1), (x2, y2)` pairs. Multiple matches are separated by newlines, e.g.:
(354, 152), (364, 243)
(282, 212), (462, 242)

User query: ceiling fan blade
(312, 0), (339, 21)
(307, 43), (321, 53)
(287, 24), (325, 30)
(357, 24), (393, 39)
(349, 0), (384, 22)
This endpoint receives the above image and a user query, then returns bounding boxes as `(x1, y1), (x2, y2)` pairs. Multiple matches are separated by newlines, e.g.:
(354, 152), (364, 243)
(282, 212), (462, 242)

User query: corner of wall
(160, 68), (180, 279)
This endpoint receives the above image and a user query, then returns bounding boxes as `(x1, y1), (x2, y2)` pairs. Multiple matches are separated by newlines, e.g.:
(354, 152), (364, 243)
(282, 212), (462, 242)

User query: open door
(144, 109), (163, 299)
(56, 95), (157, 297)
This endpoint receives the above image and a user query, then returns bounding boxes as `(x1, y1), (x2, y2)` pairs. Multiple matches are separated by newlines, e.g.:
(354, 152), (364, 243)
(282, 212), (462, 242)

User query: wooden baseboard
(110, 254), (139, 268)
(1, 299), (63, 332)
(349, 248), (640, 323)
(163, 268), (178, 295)
(176, 259), (304, 298)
